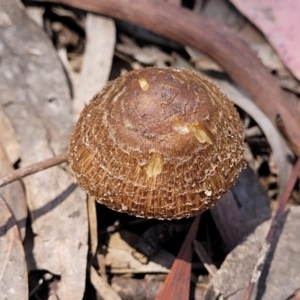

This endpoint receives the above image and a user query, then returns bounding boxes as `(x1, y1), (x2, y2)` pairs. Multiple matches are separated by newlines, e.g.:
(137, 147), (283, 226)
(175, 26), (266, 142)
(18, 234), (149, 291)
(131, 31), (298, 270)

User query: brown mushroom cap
(69, 68), (244, 219)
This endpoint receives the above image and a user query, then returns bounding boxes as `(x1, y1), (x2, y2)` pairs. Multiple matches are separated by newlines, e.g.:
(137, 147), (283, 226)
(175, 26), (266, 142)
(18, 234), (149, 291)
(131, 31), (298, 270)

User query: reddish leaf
(230, 0), (300, 81)
(155, 215), (201, 300)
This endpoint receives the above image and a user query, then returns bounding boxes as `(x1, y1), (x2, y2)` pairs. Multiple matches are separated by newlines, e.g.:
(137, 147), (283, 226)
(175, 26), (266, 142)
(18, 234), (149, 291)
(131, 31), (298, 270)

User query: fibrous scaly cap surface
(69, 68), (244, 219)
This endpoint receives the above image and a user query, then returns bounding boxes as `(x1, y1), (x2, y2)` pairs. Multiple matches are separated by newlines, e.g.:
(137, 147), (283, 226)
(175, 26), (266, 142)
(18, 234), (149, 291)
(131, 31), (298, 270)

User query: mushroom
(69, 67), (244, 219)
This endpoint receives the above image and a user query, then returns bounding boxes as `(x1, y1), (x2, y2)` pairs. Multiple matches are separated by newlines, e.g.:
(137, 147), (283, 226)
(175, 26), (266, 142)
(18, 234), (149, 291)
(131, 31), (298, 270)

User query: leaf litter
(0, 0), (299, 299)
(0, 0), (87, 299)
(0, 141), (27, 240)
(0, 196), (28, 300)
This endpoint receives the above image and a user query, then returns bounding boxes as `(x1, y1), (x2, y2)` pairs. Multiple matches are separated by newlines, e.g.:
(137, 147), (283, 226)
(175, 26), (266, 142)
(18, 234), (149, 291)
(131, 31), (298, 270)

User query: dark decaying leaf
(136, 222), (190, 257)
(210, 167), (271, 251)
(231, 168), (271, 230)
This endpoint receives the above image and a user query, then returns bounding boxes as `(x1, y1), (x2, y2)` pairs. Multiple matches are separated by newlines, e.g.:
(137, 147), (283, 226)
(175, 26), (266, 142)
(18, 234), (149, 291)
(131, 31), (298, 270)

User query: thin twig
(242, 158), (300, 300)
(88, 196), (98, 258)
(97, 254), (107, 282)
(193, 240), (218, 277)
(90, 267), (122, 300)
(0, 152), (69, 188)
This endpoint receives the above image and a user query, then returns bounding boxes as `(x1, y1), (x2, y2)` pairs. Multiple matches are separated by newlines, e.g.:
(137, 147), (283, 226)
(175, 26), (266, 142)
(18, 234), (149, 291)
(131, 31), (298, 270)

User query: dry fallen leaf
(73, 13), (116, 119)
(105, 230), (174, 274)
(205, 206), (300, 300)
(0, 142), (27, 240)
(117, 35), (173, 66)
(90, 267), (122, 300)
(111, 275), (207, 300)
(0, 107), (20, 164)
(0, 195), (28, 300)
(0, 0), (88, 298)
(230, 0), (300, 81)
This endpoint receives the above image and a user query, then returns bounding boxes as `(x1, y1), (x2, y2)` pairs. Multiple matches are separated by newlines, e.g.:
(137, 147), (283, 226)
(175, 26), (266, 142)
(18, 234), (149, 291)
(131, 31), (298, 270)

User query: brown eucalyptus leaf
(0, 0), (88, 299)
(204, 206), (300, 300)
(0, 195), (28, 300)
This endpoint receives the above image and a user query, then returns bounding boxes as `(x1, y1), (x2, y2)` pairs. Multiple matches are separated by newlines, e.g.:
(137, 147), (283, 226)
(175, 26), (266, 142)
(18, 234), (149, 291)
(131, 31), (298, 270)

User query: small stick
(0, 152), (69, 188)
(97, 254), (107, 282)
(193, 240), (218, 277)
(242, 157), (300, 300)
(88, 196), (98, 258)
